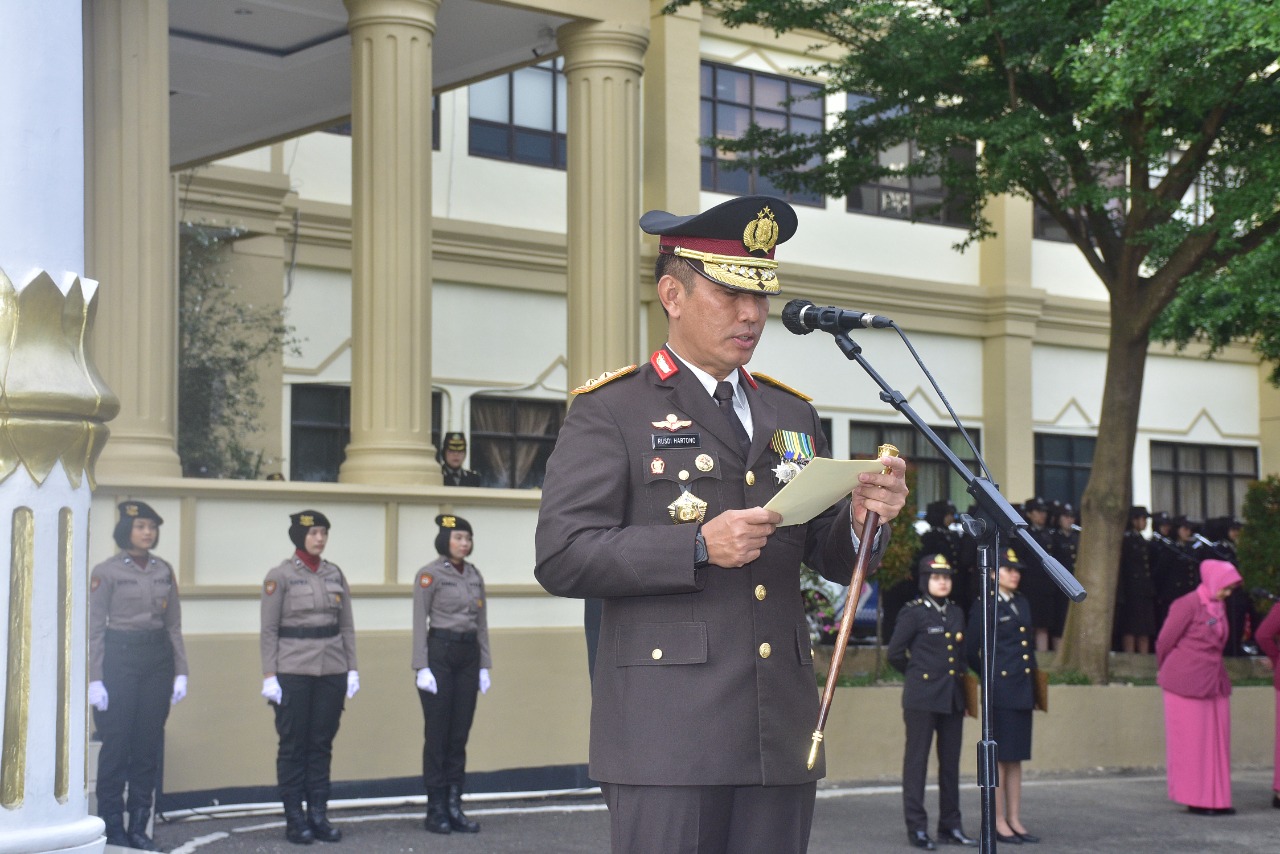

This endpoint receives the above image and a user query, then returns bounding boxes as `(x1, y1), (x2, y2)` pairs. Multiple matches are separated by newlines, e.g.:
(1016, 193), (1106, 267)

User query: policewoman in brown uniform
(535, 196), (908, 854)
(89, 500), (188, 851)
(260, 510), (358, 845)
(412, 514), (492, 835)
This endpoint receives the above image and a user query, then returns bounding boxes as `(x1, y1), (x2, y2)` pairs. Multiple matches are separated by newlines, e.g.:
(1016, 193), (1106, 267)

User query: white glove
(171, 675), (188, 705)
(346, 670), (360, 699)
(416, 667), (437, 694)
(88, 681), (108, 711)
(479, 668), (491, 695)
(262, 675), (282, 704)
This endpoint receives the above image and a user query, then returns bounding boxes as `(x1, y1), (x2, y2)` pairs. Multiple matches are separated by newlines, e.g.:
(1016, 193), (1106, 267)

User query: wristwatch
(693, 529), (710, 568)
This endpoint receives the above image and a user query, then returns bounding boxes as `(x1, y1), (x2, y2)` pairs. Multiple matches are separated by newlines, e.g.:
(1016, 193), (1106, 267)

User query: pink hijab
(1196, 559), (1243, 633)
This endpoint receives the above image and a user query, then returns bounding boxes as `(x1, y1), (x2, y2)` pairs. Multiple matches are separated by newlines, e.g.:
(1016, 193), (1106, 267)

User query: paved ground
(132, 768), (1278, 853)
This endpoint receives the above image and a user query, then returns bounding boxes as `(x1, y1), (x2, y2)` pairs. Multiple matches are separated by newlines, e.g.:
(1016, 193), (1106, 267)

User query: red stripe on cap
(660, 235), (775, 260)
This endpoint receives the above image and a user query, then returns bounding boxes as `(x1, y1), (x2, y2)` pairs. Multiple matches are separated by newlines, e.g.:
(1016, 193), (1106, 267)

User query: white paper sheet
(763, 457), (885, 526)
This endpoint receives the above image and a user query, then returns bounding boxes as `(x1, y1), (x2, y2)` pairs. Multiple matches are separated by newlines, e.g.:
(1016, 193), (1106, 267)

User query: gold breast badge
(667, 489), (708, 524)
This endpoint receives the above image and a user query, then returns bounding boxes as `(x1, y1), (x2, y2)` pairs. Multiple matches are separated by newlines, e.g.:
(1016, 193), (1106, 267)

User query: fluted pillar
(558, 21), (650, 390)
(339, 0), (441, 484)
(0, 3), (116, 851)
(85, 0), (182, 479)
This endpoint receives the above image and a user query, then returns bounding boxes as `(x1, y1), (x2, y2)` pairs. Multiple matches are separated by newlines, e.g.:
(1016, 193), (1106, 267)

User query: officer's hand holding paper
(764, 457), (885, 526)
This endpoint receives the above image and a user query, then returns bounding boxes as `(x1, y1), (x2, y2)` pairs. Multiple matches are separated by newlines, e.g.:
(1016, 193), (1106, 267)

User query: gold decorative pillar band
(0, 269), (119, 488)
(2, 507), (34, 809)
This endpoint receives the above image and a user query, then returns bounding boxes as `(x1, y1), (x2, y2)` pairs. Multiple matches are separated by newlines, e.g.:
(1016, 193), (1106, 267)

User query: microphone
(782, 299), (894, 335)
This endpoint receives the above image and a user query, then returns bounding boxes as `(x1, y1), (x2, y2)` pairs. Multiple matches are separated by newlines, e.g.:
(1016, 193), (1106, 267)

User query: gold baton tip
(876, 443), (900, 474)
(806, 730), (823, 770)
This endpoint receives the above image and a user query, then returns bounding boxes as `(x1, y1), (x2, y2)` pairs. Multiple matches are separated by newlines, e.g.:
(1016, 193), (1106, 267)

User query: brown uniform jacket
(535, 353), (883, 786)
(411, 556), (492, 670)
(260, 555), (358, 676)
(89, 551), (188, 681)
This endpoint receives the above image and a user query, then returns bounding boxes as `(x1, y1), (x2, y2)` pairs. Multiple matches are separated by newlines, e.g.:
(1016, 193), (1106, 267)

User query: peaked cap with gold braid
(641, 195), (798, 294)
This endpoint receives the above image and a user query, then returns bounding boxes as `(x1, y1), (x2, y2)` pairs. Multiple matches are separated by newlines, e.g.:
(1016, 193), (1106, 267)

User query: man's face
(662, 274), (769, 380)
(1028, 508), (1047, 526)
(444, 449), (466, 469)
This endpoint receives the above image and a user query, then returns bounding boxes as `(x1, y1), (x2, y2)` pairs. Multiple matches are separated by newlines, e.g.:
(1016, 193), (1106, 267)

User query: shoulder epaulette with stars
(573, 365), (638, 395)
(751, 372), (812, 401)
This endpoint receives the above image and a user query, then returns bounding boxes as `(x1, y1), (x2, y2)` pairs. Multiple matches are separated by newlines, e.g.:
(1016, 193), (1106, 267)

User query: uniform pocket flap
(615, 621), (708, 666)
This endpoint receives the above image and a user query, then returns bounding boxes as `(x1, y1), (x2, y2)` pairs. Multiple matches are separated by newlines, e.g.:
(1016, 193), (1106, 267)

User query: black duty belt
(278, 624), (340, 639)
(105, 628), (168, 646)
(429, 628), (478, 643)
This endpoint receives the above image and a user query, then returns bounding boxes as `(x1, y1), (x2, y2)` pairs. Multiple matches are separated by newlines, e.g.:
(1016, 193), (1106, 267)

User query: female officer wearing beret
(887, 554), (976, 850)
(967, 548), (1040, 845)
(413, 514), (492, 835)
(261, 510), (358, 845)
(89, 500), (188, 851)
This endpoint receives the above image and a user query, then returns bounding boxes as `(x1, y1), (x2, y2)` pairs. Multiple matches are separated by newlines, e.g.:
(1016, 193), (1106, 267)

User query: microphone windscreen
(781, 299), (814, 335)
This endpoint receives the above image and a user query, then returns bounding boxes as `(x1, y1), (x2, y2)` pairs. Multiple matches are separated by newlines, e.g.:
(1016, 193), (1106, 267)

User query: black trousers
(901, 707), (964, 834)
(418, 635), (480, 789)
(95, 631), (174, 817)
(273, 673), (346, 803)
(602, 780), (816, 854)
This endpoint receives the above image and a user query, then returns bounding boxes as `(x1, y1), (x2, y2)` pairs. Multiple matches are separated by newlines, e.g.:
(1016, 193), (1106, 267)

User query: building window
(1035, 434), (1095, 510)
(1150, 441), (1258, 520)
(845, 96), (974, 228)
(468, 59), (566, 169)
(470, 397), (566, 489)
(291, 386), (441, 482)
(700, 61), (825, 207)
(1033, 203), (1071, 242)
(850, 421), (981, 510)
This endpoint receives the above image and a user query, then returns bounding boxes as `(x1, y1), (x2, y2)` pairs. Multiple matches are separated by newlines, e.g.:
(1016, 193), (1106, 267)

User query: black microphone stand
(820, 328), (1086, 853)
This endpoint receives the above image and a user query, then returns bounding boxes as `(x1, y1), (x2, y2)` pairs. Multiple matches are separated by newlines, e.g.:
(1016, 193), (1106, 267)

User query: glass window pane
(701, 100), (714, 141)
(1204, 446), (1229, 473)
(754, 75), (788, 111)
(790, 83), (824, 118)
(513, 129), (553, 165)
(469, 121), (509, 159)
(880, 189), (910, 218)
(879, 142), (910, 187)
(701, 63), (713, 95)
(1178, 475), (1203, 518)
(715, 68), (751, 103)
(512, 67), (554, 130)
(715, 103), (753, 141)
(1232, 446), (1257, 474)
(701, 158), (715, 190)
(791, 116), (823, 139)
(554, 74), (567, 134)
(716, 164), (751, 195)
(1151, 442), (1175, 470)
(1177, 445), (1201, 471)
(1205, 475), (1231, 518)
(1151, 473), (1175, 512)
(755, 110), (787, 132)
(468, 76), (509, 123)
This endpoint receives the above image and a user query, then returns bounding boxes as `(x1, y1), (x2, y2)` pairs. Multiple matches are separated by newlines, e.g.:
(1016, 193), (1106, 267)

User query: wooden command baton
(806, 443), (900, 770)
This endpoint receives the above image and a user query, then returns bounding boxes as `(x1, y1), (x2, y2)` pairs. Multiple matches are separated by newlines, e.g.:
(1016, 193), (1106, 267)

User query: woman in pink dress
(1156, 559), (1243, 815)
(1255, 596), (1280, 809)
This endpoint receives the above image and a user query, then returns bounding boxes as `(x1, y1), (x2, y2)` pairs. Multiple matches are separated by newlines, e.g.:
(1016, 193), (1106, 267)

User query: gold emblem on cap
(442, 516), (457, 528)
(125, 504), (139, 517)
(695, 454), (714, 472)
(743, 206), (779, 253)
(653, 413), (693, 432)
(667, 490), (708, 524)
(300, 514), (314, 527)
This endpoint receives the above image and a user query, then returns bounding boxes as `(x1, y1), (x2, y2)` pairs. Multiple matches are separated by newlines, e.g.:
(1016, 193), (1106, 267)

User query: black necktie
(713, 381), (751, 458)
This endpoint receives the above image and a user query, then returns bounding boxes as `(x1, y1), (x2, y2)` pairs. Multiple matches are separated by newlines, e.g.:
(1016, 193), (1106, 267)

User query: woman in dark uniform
(1118, 506), (1157, 653)
(887, 553), (977, 850)
(260, 510), (358, 845)
(413, 514), (492, 835)
(89, 501), (188, 851)
(1048, 502), (1079, 648)
(967, 548), (1040, 845)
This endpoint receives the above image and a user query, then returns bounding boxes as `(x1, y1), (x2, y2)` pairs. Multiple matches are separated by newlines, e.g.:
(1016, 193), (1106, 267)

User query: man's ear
(656, 274), (683, 318)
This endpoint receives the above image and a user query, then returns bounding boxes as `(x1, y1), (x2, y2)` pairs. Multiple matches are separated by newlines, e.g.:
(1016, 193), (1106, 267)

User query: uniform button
(922, 673), (930, 680)
(944, 631), (951, 638)
(1025, 667), (1032, 673)
(948, 657), (955, 663)
(1021, 640), (1028, 647)
(1001, 670), (1008, 676)
(746, 471), (756, 486)
(947, 644), (954, 651)
(755, 584), (767, 600)
(949, 669), (955, 675)
(1019, 626), (1026, 633)
(1023, 654), (1030, 661)
(759, 643), (772, 659)
(679, 470), (690, 481)
(651, 648), (663, 660)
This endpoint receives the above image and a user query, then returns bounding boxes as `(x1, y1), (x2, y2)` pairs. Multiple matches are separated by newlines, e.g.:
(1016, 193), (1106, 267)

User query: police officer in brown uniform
(440, 432), (482, 487)
(260, 510), (358, 845)
(534, 195), (909, 854)
(887, 554), (976, 850)
(89, 501), (188, 851)
(412, 514), (492, 835)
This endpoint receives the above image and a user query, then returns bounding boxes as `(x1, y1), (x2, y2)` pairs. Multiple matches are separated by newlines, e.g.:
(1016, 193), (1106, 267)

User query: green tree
(674, 0), (1280, 680)
(1237, 476), (1280, 603)
(178, 224), (296, 478)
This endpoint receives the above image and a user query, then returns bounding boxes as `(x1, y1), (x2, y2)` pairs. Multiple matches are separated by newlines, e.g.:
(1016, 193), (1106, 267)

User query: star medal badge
(770, 429), (815, 484)
(668, 488), (708, 524)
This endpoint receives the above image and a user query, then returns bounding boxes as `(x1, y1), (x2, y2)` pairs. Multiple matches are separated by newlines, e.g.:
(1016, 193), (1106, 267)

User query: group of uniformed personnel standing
(89, 502), (492, 849)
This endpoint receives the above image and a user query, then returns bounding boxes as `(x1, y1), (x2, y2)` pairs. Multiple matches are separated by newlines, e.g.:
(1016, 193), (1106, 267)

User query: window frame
(467, 58), (567, 170)
(1150, 440), (1258, 520)
(848, 420), (981, 511)
(1034, 433), (1096, 511)
(468, 395), (566, 489)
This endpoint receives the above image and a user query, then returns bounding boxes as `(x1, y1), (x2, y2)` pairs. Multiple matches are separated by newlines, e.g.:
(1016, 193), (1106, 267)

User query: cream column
(340, 0), (441, 485)
(640, 0), (700, 355)
(978, 194), (1042, 499)
(85, 0), (182, 479)
(1259, 366), (1280, 476)
(558, 20), (650, 390)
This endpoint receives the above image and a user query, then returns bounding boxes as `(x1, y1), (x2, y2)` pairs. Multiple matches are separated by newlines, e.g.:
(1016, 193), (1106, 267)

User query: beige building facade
(63, 0), (1280, 805)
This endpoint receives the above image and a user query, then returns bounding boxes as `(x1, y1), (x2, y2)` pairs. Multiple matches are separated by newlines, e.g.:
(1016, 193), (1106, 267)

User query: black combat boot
(307, 800), (343, 843)
(102, 813), (130, 847)
(447, 784), (480, 833)
(424, 787), (452, 835)
(126, 808), (162, 851)
(282, 796), (315, 845)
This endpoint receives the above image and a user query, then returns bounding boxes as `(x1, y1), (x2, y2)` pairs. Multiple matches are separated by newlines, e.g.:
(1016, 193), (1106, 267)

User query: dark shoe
(126, 808), (162, 851)
(1014, 830), (1040, 843)
(307, 802), (343, 843)
(1213, 807), (1237, 815)
(1272, 793), (1280, 809)
(908, 829), (936, 850)
(995, 831), (1023, 844)
(937, 827), (978, 846)
(424, 788), (451, 835)
(447, 784), (481, 833)
(283, 798), (315, 845)
(1187, 806), (1216, 815)
(102, 813), (130, 847)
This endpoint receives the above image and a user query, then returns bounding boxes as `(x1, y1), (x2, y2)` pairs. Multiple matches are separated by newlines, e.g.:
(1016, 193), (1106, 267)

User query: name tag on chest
(927, 625), (944, 634)
(652, 433), (701, 449)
